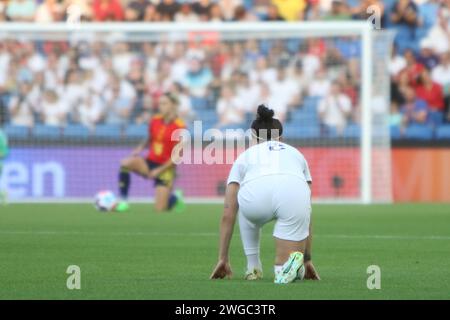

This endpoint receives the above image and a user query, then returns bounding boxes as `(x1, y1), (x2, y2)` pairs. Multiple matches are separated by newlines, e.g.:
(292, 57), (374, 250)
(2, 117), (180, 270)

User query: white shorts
(237, 174), (311, 242)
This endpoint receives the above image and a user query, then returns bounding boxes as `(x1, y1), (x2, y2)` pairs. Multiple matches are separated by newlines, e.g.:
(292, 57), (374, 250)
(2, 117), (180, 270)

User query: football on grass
(95, 190), (118, 212)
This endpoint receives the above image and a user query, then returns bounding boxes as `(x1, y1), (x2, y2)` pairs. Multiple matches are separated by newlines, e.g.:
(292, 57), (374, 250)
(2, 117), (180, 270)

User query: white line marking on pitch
(0, 231), (449, 240)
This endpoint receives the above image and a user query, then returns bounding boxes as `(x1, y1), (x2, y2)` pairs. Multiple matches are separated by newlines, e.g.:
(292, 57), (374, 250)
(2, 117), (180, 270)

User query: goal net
(0, 22), (393, 204)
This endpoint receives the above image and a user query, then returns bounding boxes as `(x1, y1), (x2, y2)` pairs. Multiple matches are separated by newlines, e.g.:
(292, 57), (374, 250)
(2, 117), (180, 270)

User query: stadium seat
(94, 124), (122, 138)
(429, 111), (444, 126)
(283, 124), (320, 139)
(286, 39), (302, 54)
(404, 124), (434, 140)
(4, 124), (30, 139)
(125, 124), (147, 139)
(343, 124), (361, 139)
(198, 109), (217, 123)
(302, 97), (320, 113)
(190, 97), (209, 110)
(390, 125), (402, 140)
(32, 125), (62, 140)
(293, 109), (318, 120)
(63, 125), (90, 139)
(436, 125), (450, 140)
(321, 125), (340, 138)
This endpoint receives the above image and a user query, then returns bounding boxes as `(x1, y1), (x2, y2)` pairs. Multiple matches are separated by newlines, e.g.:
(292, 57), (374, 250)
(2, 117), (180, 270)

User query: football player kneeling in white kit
(210, 105), (320, 284)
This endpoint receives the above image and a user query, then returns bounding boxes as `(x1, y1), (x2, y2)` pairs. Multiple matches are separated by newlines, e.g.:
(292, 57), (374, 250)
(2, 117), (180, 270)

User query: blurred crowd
(0, 0), (449, 137)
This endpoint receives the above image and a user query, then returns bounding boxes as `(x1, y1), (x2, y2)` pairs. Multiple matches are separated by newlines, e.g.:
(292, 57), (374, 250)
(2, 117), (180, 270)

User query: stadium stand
(0, 0), (449, 141)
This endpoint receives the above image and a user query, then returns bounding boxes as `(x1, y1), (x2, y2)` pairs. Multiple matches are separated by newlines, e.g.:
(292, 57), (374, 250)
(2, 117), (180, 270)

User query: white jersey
(227, 141), (312, 187)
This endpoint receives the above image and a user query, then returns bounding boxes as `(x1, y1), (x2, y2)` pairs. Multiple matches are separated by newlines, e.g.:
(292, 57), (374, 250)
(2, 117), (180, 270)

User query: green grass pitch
(0, 203), (449, 299)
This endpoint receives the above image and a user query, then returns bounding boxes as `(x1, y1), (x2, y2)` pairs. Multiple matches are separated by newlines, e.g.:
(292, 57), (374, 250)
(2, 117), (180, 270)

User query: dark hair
(163, 92), (179, 105)
(251, 104), (283, 141)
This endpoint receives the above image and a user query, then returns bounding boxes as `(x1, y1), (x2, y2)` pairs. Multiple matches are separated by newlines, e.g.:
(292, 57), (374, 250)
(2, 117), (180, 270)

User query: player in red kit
(116, 92), (186, 212)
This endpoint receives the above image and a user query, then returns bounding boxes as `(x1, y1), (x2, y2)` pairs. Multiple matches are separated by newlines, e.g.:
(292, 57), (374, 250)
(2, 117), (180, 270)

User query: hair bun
(257, 104), (274, 122)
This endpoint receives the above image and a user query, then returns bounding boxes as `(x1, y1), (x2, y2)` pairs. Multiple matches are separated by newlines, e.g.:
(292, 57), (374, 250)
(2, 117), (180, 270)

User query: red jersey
(147, 114), (186, 164)
(415, 83), (444, 111)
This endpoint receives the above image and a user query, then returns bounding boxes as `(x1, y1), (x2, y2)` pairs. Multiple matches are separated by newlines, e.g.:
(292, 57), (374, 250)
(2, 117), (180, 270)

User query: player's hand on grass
(304, 261), (320, 280)
(210, 260), (233, 280)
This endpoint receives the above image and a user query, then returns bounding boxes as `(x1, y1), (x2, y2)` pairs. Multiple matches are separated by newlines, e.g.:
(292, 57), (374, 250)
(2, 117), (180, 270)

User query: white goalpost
(0, 21), (393, 204)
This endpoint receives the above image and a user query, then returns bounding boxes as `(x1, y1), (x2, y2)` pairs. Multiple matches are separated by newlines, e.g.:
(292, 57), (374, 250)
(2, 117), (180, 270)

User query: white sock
(247, 254), (262, 272)
(274, 265), (283, 277)
(239, 213), (262, 272)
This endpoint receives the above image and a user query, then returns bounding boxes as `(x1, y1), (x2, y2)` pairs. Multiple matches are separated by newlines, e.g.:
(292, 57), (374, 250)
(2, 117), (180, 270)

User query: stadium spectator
(400, 86), (429, 126)
(257, 82), (288, 123)
(423, 7), (450, 55)
(304, 0), (323, 20)
(0, 0), (6, 21)
(218, 0), (242, 21)
(112, 42), (135, 78)
(192, 0), (213, 21)
(391, 70), (410, 108)
(390, 103), (403, 128)
(143, 3), (159, 22)
(290, 61), (307, 95)
(103, 78), (134, 125)
(389, 46), (407, 77)
(271, 67), (301, 110)
(28, 71), (45, 112)
(125, 0), (150, 22)
(216, 84), (245, 127)
(431, 52), (450, 121)
(317, 81), (352, 134)
(134, 94), (153, 125)
(264, 4), (284, 21)
(415, 70), (444, 112)
(92, 0), (124, 22)
(390, 0), (422, 53)
(390, 0), (421, 27)
(183, 58), (213, 98)
(64, 69), (85, 116)
(336, 72), (357, 108)
(0, 41), (10, 87)
(209, 3), (224, 22)
(78, 92), (104, 128)
(174, 3), (199, 22)
(1, 0), (449, 140)
(171, 82), (195, 123)
(350, 0), (385, 27)
(232, 5), (257, 21)
(64, 0), (93, 22)
(40, 89), (67, 126)
(126, 59), (146, 117)
(236, 72), (261, 114)
(8, 81), (35, 127)
(400, 49), (425, 86)
(308, 67), (331, 97)
(323, 0), (351, 21)
(157, 0), (180, 21)
(6, 0), (36, 22)
(300, 40), (322, 78)
(271, 0), (307, 21)
(35, 0), (63, 23)
(417, 39), (440, 71)
(249, 56), (277, 86)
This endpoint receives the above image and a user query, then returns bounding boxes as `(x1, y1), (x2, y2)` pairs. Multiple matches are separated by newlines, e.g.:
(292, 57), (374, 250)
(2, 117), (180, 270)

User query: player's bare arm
(210, 182), (239, 280)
